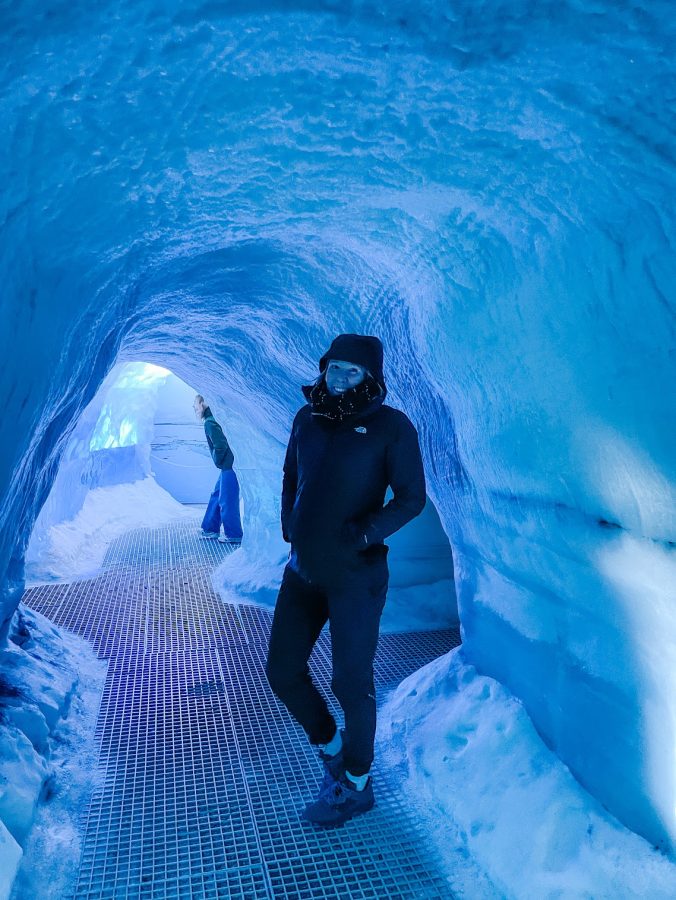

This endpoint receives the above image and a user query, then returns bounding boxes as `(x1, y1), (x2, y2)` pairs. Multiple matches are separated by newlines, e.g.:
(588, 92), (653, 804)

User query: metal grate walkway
(23, 520), (460, 899)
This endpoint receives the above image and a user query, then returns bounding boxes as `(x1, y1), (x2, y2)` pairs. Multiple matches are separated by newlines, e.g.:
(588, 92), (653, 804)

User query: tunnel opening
(7, 349), (462, 897)
(24, 361), (208, 585)
(23, 355), (459, 632)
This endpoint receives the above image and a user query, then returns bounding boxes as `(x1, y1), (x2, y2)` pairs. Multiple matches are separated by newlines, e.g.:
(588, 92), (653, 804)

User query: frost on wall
(0, 0), (674, 858)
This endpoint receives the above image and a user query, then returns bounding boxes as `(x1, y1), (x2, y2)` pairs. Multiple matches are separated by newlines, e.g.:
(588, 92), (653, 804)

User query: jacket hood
(319, 334), (386, 391)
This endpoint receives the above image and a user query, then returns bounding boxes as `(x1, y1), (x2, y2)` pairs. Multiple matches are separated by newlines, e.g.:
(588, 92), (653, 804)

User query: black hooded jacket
(281, 335), (426, 582)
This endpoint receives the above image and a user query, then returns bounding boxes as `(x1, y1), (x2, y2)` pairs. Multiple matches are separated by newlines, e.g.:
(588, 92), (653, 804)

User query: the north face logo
(354, 426), (367, 434)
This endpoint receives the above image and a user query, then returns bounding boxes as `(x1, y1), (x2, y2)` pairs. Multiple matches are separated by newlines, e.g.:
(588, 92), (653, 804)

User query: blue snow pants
(201, 468), (243, 539)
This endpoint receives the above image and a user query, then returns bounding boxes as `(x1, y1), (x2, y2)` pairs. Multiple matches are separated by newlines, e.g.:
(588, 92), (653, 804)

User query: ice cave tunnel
(0, 1), (675, 898)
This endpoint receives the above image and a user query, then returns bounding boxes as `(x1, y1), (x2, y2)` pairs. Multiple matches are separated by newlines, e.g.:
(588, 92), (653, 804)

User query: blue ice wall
(150, 373), (216, 503)
(0, 0), (674, 850)
(25, 362), (170, 574)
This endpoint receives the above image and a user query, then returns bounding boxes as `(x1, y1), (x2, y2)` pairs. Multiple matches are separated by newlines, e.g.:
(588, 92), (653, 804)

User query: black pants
(266, 560), (389, 777)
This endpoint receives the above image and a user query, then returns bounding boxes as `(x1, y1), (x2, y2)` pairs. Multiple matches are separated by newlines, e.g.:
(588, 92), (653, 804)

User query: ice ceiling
(1, 0), (674, 851)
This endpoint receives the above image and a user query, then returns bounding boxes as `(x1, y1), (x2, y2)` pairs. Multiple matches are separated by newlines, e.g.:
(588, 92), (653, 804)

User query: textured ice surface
(26, 479), (196, 584)
(0, 606), (105, 900)
(8, 622), (106, 900)
(26, 362), (169, 566)
(381, 649), (676, 898)
(150, 372), (218, 502)
(0, 821), (21, 900)
(0, 0), (674, 865)
(25, 362), (199, 582)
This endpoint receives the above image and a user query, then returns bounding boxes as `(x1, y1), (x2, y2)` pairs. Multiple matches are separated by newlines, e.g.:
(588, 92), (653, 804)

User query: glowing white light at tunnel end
(89, 362), (172, 451)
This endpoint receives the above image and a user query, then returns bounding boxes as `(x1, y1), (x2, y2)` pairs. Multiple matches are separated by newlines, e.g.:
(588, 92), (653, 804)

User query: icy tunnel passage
(1, 0), (675, 858)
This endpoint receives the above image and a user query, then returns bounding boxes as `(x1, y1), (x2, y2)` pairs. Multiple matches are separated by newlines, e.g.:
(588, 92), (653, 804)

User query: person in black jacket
(266, 334), (426, 827)
(193, 395), (243, 544)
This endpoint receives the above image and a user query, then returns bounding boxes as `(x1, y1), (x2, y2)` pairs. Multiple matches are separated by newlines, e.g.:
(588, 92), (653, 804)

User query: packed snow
(380, 649), (676, 898)
(25, 478), (196, 584)
(0, 606), (106, 900)
(8, 621), (106, 900)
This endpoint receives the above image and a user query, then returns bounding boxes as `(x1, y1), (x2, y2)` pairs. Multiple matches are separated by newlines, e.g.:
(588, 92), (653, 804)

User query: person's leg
(328, 561), (389, 778)
(201, 477), (222, 532)
(301, 563), (386, 826)
(266, 566), (336, 745)
(218, 469), (243, 540)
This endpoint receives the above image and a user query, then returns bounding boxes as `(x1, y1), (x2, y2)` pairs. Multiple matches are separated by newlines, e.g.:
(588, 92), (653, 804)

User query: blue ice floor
(23, 520), (461, 899)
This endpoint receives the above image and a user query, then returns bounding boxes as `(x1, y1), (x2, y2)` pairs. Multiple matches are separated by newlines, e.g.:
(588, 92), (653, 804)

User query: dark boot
(318, 729), (344, 789)
(302, 774), (375, 828)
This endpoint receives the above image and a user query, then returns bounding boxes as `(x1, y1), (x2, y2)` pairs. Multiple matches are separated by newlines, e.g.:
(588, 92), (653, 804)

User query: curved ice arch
(0, 0), (674, 856)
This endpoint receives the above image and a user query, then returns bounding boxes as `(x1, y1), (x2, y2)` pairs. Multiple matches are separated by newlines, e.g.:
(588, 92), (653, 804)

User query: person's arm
(204, 418), (235, 469)
(362, 414), (426, 544)
(280, 419), (299, 543)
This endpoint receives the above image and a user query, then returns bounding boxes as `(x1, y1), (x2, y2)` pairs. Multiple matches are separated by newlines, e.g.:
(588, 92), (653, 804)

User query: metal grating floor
(23, 520), (461, 899)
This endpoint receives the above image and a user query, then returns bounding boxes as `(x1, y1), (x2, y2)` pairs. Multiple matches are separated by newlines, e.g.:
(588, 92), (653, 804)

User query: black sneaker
(318, 727), (345, 789)
(302, 774), (375, 828)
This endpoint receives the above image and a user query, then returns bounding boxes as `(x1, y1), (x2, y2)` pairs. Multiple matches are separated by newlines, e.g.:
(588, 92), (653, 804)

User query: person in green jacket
(193, 395), (243, 543)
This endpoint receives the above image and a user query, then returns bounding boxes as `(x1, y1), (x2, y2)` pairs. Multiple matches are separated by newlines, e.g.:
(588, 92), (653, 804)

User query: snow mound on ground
(0, 605), (106, 900)
(25, 478), (197, 583)
(380, 648), (676, 899)
(8, 613), (106, 900)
